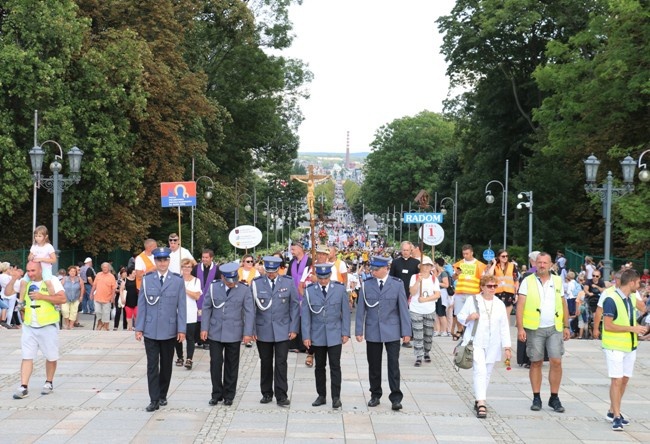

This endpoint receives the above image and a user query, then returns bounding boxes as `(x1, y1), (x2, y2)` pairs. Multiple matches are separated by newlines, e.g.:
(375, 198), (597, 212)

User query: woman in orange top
(486, 249), (519, 324)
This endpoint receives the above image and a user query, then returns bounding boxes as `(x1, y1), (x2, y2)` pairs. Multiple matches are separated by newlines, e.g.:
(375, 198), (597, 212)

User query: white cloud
(280, 0), (456, 153)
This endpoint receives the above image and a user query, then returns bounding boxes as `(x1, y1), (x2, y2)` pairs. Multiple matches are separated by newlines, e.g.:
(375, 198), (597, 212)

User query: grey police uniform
(201, 279), (254, 403)
(252, 274), (300, 403)
(355, 275), (411, 404)
(302, 280), (351, 402)
(136, 270), (187, 405)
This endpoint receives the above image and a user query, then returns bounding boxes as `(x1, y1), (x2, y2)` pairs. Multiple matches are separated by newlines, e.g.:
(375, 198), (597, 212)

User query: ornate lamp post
(484, 160), (509, 249)
(191, 176), (214, 253)
(29, 140), (83, 271)
(583, 154), (636, 279)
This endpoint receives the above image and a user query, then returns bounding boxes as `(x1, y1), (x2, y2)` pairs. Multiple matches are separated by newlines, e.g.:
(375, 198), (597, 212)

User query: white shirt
(519, 275), (558, 328)
(135, 253), (154, 272)
(408, 274), (440, 315)
(30, 243), (55, 276)
(457, 294), (511, 363)
(184, 277), (200, 323)
(168, 247), (194, 274)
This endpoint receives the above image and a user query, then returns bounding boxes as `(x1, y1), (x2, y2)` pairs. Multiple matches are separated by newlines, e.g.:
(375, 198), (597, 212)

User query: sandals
(175, 358), (184, 367)
(476, 405), (487, 418)
(185, 359), (193, 370)
(452, 330), (464, 341)
(305, 354), (314, 368)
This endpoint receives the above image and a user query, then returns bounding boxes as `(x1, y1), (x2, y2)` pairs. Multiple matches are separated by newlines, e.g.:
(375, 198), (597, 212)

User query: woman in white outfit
(457, 275), (511, 418)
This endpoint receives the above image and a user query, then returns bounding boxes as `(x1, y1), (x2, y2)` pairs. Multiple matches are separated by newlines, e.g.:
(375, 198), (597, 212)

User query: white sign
(403, 212), (444, 224)
(419, 223), (444, 246)
(229, 225), (262, 249)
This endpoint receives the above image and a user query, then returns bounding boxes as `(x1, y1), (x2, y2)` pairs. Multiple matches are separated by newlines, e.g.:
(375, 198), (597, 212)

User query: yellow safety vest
(522, 274), (564, 332)
(453, 259), (486, 294)
(495, 262), (516, 294)
(23, 281), (60, 327)
(602, 292), (637, 352)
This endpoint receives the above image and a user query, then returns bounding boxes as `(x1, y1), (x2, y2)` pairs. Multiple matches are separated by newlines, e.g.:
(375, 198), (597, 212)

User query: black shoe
(245, 342), (253, 348)
(159, 398), (168, 406)
(367, 397), (380, 407)
(276, 398), (291, 407)
(332, 398), (342, 409)
(145, 401), (159, 412)
(402, 342), (412, 348)
(531, 398), (542, 411)
(223, 399), (233, 406)
(312, 396), (326, 406)
(424, 354), (431, 363)
(391, 402), (403, 411)
(260, 395), (273, 404)
(548, 397), (565, 413)
(208, 398), (222, 406)
(202, 344), (210, 350)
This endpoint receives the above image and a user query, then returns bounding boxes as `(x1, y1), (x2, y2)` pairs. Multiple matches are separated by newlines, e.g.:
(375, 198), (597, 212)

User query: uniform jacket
(355, 275), (411, 342)
(135, 271), (187, 340)
(302, 281), (351, 347)
(201, 281), (254, 342)
(251, 275), (300, 342)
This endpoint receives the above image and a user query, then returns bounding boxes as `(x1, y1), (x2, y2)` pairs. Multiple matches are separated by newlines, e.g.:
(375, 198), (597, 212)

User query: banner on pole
(160, 182), (197, 208)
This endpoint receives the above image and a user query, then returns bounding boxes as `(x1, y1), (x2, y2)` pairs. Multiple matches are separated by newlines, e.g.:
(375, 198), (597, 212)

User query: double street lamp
(517, 191), (534, 256)
(29, 140), (83, 271)
(484, 159), (509, 250)
(583, 154), (636, 279)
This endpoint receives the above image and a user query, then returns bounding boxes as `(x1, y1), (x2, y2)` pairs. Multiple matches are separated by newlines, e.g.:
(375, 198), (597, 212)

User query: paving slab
(1, 313), (650, 443)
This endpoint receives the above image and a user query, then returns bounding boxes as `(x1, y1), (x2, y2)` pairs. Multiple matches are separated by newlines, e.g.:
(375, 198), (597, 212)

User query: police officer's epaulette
(331, 281), (344, 286)
(389, 276), (402, 283)
(363, 276), (373, 282)
(305, 281), (318, 289)
(238, 281), (249, 287)
(171, 272), (181, 277)
(252, 275), (265, 281)
(144, 271), (156, 276)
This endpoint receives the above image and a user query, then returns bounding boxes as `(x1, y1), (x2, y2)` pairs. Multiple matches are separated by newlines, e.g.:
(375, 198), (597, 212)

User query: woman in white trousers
(457, 275), (511, 418)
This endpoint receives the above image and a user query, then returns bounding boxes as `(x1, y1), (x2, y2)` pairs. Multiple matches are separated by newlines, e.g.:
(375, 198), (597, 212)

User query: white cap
(84, 257), (92, 263)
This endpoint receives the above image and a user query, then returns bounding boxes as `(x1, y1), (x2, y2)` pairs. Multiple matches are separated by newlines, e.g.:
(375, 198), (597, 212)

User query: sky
(280, 0), (458, 153)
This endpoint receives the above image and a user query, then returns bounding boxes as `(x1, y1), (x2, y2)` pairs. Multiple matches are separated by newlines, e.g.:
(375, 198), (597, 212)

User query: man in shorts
(5, 261), (66, 399)
(517, 252), (571, 413)
(601, 269), (647, 431)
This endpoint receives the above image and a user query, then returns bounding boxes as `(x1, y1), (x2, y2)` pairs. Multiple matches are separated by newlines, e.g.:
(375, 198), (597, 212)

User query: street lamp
(484, 159), (509, 249)
(517, 191), (534, 256)
(637, 149), (650, 182)
(191, 176), (214, 253)
(440, 181), (459, 261)
(29, 140), (83, 272)
(583, 154), (636, 279)
(251, 188), (271, 251)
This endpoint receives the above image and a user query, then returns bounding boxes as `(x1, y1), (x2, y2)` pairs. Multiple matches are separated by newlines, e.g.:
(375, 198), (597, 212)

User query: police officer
(201, 262), (254, 406)
(355, 256), (411, 411)
(135, 247), (187, 412)
(302, 263), (350, 409)
(252, 256), (300, 407)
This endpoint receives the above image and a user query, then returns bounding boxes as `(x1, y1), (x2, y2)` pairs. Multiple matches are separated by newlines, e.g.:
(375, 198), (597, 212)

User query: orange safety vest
(135, 252), (155, 290)
(238, 268), (257, 284)
(494, 262), (516, 294)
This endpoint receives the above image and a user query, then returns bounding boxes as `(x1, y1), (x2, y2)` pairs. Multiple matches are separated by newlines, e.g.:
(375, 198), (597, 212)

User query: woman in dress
(457, 275), (512, 418)
(121, 266), (138, 331)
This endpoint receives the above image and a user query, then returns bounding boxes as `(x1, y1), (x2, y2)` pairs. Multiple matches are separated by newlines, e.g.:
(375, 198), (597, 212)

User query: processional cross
(290, 165), (330, 259)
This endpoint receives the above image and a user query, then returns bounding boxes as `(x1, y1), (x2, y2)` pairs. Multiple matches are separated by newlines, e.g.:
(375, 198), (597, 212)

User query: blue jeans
(82, 283), (95, 313)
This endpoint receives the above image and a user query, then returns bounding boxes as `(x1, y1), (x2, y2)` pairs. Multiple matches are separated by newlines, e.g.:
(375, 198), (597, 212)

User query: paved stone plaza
(1, 313), (649, 443)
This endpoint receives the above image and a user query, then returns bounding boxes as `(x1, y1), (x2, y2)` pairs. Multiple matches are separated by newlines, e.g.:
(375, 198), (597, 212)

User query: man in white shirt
(167, 233), (194, 274)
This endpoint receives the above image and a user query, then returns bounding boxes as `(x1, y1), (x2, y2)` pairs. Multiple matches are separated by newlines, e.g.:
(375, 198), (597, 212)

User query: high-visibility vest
(495, 262), (516, 294)
(453, 259), (486, 294)
(602, 292), (637, 352)
(135, 252), (155, 290)
(23, 281), (60, 327)
(522, 274), (564, 332)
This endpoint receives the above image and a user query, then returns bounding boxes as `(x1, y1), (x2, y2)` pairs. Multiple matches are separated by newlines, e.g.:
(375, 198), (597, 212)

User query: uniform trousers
(209, 340), (241, 401)
(144, 337), (176, 402)
(366, 340), (402, 403)
(257, 340), (290, 400)
(312, 344), (342, 399)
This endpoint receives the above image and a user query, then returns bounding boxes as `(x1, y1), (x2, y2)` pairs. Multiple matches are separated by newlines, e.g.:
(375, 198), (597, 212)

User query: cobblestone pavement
(1, 313), (649, 443)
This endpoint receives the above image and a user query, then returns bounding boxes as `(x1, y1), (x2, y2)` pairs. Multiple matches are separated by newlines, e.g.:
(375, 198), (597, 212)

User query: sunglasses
(593, 275), (601, 278)
(244, 260), (254, 264)
(484, 284), (498, 289)
(168, 239), (179, 243)
(500, 255), (508, 258)
(181, 266), (193, 269)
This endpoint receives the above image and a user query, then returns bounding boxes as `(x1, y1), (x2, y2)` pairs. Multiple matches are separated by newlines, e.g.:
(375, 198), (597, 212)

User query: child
(25, 225), (57, 295)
